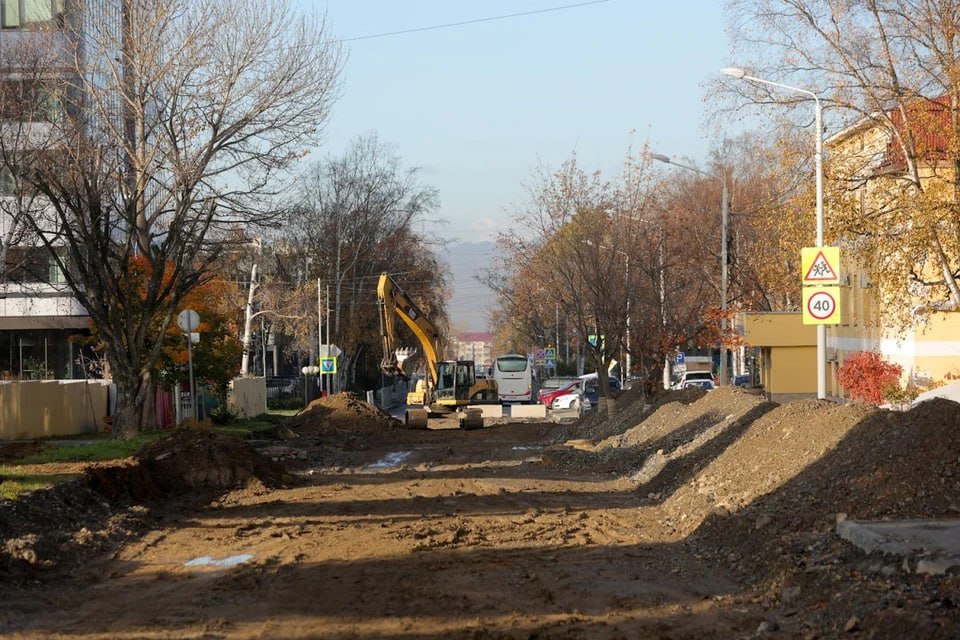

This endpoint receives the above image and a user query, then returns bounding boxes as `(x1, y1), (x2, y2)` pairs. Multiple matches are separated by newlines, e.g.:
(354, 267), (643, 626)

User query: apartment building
(0, 0), (119, 379)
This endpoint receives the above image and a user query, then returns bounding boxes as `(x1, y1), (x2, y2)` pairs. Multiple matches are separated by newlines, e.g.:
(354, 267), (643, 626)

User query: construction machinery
(377, 272), (498, 429)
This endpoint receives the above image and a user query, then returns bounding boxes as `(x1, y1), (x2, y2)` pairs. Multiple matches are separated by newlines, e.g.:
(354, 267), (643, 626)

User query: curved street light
(652, 153), (731, 386)
(721, 66), (826, 399)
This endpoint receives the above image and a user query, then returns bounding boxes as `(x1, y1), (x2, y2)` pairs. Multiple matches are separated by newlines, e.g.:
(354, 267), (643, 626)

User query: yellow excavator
(377, 272), (498, 429)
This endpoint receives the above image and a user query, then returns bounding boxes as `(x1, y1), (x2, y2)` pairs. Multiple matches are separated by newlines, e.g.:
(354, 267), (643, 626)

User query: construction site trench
(1, 387), (959, 639)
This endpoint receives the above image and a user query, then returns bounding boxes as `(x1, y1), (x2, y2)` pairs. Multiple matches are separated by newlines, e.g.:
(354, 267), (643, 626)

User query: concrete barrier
(509, 404), (547, 419)
(229, 377), (267, 418)
(469, 404), (503, 419)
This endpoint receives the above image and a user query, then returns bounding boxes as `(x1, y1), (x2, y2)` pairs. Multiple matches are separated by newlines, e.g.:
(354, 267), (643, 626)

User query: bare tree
(0, 0), (342, 436)
(269, 134), (444, 387)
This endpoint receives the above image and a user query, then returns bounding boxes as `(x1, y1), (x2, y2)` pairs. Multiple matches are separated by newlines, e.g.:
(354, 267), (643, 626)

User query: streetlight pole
(651, 153), (730, 386)
(625, 254), (631, 387)
(721, 67), (826, 399)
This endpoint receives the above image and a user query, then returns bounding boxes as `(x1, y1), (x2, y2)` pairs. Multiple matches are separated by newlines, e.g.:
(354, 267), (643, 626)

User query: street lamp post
(721, 67), (826, 399)
(651, 153), (730, 386)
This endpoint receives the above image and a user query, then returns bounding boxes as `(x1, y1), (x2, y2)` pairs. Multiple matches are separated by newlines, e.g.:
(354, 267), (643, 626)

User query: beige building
(824, 99), (960, 393)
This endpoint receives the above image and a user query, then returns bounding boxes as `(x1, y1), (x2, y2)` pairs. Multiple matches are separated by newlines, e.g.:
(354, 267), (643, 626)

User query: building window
(2, 0), (63, 29)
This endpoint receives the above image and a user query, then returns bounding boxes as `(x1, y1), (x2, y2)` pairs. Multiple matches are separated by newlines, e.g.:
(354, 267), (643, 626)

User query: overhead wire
(339, 0), (612, 42)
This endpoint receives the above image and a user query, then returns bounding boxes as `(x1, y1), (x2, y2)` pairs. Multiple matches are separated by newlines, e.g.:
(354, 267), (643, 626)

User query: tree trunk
(113, 369), (155, 439)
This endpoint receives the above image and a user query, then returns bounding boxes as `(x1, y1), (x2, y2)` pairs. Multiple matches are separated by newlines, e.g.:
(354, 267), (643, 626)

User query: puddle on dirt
(511, 446), (543, 451)
(367, 451), (413, 469)
(184, 554), (254, 568)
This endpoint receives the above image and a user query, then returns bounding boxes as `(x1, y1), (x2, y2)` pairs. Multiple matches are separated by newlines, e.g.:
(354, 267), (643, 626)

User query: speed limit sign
(802, 287), (840, 325)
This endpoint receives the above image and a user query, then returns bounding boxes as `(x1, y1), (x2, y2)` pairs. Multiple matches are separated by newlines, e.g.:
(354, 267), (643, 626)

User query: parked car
(671, 370), (715, 390)
(536, 377), (579, 404)
(267, 377), (297, 397)
(682, 379), (716, 391)
(733, 374), (751, 388)
(578, 373), (622, 406)
(550, 386), (591, 414)
(540, 379), (582, 408)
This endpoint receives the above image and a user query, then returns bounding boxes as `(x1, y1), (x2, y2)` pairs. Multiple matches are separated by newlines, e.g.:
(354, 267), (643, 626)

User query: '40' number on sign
(807, 291), (836, 319)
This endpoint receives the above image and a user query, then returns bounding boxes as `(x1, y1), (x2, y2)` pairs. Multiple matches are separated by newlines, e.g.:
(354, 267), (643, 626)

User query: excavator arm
(377, 272), (442, 388)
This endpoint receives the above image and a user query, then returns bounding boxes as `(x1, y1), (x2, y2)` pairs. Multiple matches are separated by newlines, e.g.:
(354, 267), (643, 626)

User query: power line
(340, 0), (611, 42)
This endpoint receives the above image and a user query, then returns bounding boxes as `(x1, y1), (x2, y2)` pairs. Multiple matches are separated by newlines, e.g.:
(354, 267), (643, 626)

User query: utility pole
(315, 278), (323, 396)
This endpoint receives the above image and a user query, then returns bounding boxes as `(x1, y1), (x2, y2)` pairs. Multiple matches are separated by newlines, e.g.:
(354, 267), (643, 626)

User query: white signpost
(178, 309), (200, 420)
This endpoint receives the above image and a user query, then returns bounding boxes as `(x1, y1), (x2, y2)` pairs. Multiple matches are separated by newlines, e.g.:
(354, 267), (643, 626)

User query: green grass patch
(16, 434), (159, 465)
(0, 471), (83, 501)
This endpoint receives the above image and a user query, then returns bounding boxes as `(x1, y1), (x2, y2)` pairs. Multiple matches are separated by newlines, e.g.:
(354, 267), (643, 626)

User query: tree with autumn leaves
(76, 258), (244, 423)
(155, 277), (244, 419)
(724, 0), (960, 331)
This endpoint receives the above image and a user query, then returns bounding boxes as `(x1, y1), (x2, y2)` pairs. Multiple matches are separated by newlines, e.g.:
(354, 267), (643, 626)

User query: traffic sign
(676, 352), (686, 365)
(544, 347), (556, 359)
(801, 247), (840, 285)
(320, 356), (337, 373)
(802, 287), (841, 325)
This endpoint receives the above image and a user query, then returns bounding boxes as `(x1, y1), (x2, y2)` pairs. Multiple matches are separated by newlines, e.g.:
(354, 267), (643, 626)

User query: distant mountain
(440, 241), (500, 333)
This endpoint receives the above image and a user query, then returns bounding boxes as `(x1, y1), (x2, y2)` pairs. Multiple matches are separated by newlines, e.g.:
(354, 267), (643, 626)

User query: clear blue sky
(311, 0), (732, 244)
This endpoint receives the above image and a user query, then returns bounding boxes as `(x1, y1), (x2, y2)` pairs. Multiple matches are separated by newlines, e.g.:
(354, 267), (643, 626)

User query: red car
(539, 380), (582, 407)
(536, 377), (579, 404)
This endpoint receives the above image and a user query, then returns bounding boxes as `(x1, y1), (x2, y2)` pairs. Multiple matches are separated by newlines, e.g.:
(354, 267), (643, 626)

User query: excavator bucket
(395, 347), (416, 375)
(381, 348), (417, 379)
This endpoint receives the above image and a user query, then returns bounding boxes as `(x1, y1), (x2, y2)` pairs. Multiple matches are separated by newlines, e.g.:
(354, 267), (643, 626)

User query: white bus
(493, 353), (533, 403)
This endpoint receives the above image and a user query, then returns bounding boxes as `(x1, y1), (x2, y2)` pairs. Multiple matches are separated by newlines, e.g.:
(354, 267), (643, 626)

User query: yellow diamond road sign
(802, 287), (841, 325)
(801, 247), (840, 285)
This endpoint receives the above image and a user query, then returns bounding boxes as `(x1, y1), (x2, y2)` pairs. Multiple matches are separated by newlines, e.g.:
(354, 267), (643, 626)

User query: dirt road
(2, 389), (959, 639)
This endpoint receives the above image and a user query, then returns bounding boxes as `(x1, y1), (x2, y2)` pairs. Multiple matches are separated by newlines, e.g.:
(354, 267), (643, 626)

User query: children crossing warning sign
(801, 247), (840, 285)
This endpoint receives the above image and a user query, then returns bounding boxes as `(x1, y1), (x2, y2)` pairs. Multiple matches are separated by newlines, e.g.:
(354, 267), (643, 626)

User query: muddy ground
(1, 388), (959, 639)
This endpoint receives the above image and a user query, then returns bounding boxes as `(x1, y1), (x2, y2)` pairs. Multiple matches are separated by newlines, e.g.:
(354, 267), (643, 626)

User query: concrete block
(509, 404), (547, 419)
(469, 404), (503, 418)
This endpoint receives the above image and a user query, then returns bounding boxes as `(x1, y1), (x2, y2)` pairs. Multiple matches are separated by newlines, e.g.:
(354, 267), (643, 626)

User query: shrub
(837, 351), (903, 405)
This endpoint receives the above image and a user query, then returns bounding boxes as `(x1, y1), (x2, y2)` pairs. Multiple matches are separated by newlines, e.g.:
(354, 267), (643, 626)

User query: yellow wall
(744, 313), (816, 346)
(0, 380), (109, 439)
(742, 313), (819, 396)
(766, 346), (818, 394)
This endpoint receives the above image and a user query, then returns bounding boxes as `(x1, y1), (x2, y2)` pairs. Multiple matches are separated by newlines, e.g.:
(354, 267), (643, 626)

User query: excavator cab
(434, 361), (474, 403)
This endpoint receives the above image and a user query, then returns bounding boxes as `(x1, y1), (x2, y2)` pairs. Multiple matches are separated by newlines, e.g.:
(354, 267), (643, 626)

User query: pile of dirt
(287, 392), (400, 435)
(690, 396), (960, 557)
(0, 473), (153, 579)
(82, 430), (294, 503)
(1, 429), (297, 580)
(549, 386), (706, 445)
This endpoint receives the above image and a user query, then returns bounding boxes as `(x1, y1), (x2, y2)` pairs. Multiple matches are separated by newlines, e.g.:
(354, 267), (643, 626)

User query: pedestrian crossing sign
(320, 356), (337, 374)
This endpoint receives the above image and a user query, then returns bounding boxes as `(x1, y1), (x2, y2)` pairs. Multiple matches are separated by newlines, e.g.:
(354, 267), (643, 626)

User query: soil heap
(286, 392), (400, 435)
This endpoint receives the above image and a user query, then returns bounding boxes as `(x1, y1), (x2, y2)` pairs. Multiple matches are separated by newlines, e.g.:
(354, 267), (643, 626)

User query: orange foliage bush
(836, 351), (903, 405)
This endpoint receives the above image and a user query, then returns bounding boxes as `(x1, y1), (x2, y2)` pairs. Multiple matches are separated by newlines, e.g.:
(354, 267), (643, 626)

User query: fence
(0, 380), (110, 440)
(0, 377), (268, 439)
